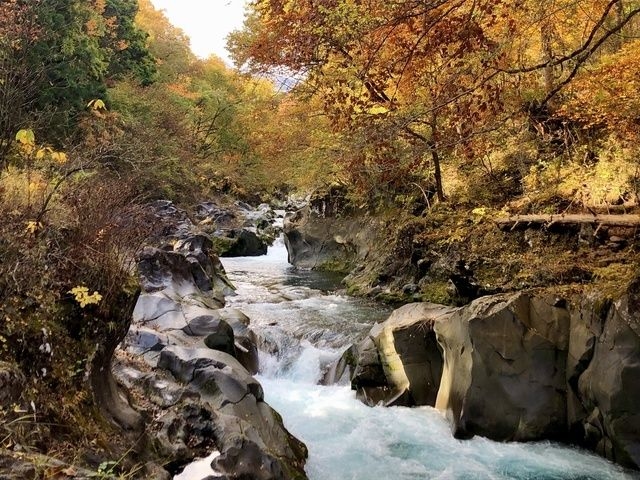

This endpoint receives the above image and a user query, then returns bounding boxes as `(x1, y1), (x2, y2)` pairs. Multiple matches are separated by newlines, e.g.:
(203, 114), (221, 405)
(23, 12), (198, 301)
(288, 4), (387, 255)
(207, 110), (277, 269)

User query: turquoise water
(217, 240), (639, 480)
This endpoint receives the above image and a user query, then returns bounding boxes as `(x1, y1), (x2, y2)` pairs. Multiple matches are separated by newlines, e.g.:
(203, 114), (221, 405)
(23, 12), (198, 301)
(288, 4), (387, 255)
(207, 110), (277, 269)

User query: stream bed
(191, 239), (638, 480)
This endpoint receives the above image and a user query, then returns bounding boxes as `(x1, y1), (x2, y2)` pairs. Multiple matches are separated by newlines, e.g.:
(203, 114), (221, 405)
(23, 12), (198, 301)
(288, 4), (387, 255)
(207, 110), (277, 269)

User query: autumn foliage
(230, 0), (640, 205)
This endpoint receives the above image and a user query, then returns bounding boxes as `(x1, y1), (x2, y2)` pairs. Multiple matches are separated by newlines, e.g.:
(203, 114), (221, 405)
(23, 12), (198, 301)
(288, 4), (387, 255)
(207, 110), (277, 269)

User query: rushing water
(194, 238), (638, 480)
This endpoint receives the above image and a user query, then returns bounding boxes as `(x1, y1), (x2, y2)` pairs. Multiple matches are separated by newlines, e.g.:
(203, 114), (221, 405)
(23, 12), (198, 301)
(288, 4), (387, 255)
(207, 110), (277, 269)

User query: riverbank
(218, 239), (639, 480)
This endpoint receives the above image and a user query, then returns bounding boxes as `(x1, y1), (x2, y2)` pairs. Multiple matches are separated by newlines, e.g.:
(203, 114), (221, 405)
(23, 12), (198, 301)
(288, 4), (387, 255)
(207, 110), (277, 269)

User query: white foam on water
(216, 237), (640, 480)
(258, 377), (638, 480)
(173, 452), (222, 479)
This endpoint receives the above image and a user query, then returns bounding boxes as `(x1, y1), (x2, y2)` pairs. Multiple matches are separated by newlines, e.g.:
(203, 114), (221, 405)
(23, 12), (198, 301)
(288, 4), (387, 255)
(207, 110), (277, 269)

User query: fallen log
(494, 214), (640, 230)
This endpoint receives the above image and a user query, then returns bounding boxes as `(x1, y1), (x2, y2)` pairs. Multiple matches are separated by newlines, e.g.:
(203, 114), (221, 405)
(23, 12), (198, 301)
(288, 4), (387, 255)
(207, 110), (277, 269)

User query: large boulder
(138, 234), (233, 302)
(351, 286), (640, 469)
(567, 279), (640, 468)
(157, 346), (308, 480)
(220, 228), (268, 257)
(434, 293), (570, 441)
(351, 303), (454, 406)
(283, 206), (384, 275)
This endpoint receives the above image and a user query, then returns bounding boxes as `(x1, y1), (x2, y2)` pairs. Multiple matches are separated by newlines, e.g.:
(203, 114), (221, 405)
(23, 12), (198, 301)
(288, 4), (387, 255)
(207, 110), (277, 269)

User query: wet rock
(183, 313), (226, 336)
(158, 346), (262, 401)
(132, 291), (180, 323)
(233, 336), (260, 375)
(353, 303), (453, 406)
(203, 320), (236, 357)
(196, 202), (236, 227)
(138, 248), (211, 295)
(350, 336), (390, 405)
(283, 206), (356, 270)
(182, 313), (259, 374)
(435, 293), (569, 441)
(212, 400), (308, 480)
(220, 229), (268, 257)
(156, 402), (219, 464)
(321, 345), (357, 385)
(125, 327), (170, 354)
(149, 200), (194, 240)
(568, 279), (640, 468)
(154, 345), (307, 479)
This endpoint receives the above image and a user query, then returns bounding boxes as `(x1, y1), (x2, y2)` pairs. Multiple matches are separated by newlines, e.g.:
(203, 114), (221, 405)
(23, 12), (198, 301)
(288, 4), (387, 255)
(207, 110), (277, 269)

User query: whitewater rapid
(194, 239), (638, 480)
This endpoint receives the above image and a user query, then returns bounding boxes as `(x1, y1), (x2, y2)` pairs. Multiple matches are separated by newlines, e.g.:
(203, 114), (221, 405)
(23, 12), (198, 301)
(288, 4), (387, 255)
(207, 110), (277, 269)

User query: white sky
(149, 0), (248, 65)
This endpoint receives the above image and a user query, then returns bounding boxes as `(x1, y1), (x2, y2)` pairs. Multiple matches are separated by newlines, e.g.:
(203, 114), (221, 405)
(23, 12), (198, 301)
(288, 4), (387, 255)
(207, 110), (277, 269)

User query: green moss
(315, 257), (355, 274)
(418, 282), (452, 305)
(209, 236), (236, 256)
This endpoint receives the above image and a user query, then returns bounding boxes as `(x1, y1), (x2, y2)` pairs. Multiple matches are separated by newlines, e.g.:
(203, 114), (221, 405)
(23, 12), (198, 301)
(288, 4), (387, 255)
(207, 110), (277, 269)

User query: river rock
(567, 278), (640, 468)
(220, 228), (268, 257)
(352, 303), (454, 406)
(352, 286), (640, 469)
(196, 202), (237, 227)
(284, 206), (356, 270)
(321, 345), (357, 385)
(183, 313), (226, 336)
(120, 203), (307, 479)
(126, 327), (170, 354)
(212, 399), (308, 480)
(158, 346), (260, 396)
(148, 200), (194, 241)
(155, 346), (307, 479)
(203, 320), (236, 357)
(434, 293), (570, 441)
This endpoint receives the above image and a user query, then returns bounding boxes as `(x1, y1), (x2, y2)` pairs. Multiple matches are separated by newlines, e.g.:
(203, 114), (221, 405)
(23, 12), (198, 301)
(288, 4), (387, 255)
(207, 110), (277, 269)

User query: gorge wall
(284, 196), (640, 470)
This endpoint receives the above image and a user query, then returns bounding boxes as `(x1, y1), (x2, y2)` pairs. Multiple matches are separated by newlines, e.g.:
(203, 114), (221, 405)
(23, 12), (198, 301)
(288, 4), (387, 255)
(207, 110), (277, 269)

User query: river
(180, 238), (638, 480)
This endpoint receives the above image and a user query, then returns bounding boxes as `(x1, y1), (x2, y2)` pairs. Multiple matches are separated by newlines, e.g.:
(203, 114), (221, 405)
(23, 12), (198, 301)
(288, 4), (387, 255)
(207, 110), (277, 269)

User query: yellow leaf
(68, 286), (103, 308)
(15, 129), (35, 146)
(51, 151), (68, 164)
(368, 105), (389, 115)
(471, 207), (487, 216)
(25, 221), (41, 235)
(87, 99), (107, 111)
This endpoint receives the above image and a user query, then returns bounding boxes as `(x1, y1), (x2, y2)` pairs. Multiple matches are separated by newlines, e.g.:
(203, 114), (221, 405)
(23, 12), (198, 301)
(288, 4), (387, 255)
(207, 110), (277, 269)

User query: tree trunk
(429, 114), (445, 202)
(432, 147), (445, 202)
(495, 213), (640, 229)
(89, 290), (143, 431)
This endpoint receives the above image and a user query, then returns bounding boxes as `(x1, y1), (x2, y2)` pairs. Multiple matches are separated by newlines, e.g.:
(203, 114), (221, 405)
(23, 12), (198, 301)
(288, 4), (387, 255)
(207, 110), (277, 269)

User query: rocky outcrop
(220, 228), (268, 257)
(116, 203), (308, 479)
(196, 200), (283, 257)
(567, 278), (640, 468)
(349, 284), (640, 469)
(434, 294), (570, 442)
(283, 204), (376, 272)
(351, 303), (453, 406)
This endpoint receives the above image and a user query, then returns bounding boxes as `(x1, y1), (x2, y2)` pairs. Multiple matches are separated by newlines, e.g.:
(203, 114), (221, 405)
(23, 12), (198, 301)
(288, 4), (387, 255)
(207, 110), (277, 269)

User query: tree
(102, 0), (157, 85)
(0, 0), (42, 168)
(230, 0), (640, 203)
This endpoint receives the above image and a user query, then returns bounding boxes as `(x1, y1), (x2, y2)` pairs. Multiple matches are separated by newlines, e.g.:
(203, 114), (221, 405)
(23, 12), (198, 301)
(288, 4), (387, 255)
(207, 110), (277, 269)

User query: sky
(149, 0), (248, 65)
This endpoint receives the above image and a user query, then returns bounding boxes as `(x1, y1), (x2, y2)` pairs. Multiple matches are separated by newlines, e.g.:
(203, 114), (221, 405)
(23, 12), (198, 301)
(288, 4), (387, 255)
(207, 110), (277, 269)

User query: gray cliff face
(348, 285), (640, 469)
(283, 203), (378, 272)
(434, 294), (570, 442)
(117, 201), (308, 480)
